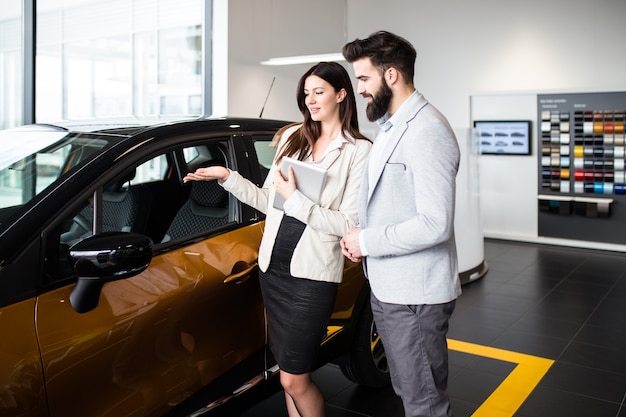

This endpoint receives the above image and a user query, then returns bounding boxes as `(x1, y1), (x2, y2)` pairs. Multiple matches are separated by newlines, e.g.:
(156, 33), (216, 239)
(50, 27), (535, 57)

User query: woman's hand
(274, 165), (297, 200)
(183, 166), (230, 183)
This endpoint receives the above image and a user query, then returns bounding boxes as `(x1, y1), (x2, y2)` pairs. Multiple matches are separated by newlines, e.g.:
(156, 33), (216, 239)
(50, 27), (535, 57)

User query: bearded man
(340, 30), (461, 417)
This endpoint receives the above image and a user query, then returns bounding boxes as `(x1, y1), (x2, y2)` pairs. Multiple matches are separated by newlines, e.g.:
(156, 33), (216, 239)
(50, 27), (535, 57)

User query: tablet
(272, 156), (328, 210)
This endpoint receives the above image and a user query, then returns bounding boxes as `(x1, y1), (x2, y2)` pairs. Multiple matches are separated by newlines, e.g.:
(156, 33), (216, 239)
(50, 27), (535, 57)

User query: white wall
(224, 0), (626, 249)
(224, 0), (347, 122)
(470, 94), (538, 241)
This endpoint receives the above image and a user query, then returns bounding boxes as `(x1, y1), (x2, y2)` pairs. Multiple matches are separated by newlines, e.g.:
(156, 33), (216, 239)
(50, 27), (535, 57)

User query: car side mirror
(68, 232), (153, 313)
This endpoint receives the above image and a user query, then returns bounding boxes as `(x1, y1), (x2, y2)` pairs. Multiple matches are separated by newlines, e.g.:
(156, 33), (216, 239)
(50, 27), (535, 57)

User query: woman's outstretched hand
(183, 166), (230, 183)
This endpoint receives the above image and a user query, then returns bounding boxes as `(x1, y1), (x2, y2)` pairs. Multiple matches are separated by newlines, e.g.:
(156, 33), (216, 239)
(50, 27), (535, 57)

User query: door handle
(223, 262), (257, 284)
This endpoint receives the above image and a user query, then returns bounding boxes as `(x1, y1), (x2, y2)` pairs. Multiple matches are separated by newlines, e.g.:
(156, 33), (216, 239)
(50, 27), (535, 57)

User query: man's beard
(365, 80), (393, 122)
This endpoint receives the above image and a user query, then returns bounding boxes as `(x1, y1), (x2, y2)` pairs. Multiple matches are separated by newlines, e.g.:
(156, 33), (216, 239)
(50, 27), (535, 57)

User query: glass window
(253, 137), (278, 183)
(183, 143), (227, 166)
(0, 129), (111, 212)
(36, 0), (205, 122)
(0, 0), (23, 130)
(183, 147), (200, 163)
(47, 140), (235, 282)
(254, 140), (277, 169)
(135, 154), (169, 184)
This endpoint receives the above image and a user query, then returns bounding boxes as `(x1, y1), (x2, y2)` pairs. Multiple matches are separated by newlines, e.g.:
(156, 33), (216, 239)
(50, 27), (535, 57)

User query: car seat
(75, 169), (151, 235)
(101, 170), (152, 233)
(161, 178), (229, 242)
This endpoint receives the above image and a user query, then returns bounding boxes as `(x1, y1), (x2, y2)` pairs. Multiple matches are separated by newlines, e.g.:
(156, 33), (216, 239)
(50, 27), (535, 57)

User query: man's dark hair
(342, 30), (416, 83)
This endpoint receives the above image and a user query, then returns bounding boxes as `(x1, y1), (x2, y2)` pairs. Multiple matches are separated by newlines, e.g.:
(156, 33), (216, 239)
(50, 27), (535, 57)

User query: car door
(34, 137), (267, 417)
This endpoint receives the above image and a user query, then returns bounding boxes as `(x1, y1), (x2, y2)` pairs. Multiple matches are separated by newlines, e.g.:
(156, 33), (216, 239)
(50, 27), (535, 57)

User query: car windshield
(0, 126), (113, 211)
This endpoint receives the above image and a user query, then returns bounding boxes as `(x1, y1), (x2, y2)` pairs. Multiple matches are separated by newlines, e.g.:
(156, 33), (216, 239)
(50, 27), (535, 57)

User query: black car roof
(34, 116), (292, 136)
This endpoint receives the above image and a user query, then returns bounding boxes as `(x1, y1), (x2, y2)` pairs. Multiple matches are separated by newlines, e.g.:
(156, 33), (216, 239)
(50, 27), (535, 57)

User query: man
(340, 31), (461, 417)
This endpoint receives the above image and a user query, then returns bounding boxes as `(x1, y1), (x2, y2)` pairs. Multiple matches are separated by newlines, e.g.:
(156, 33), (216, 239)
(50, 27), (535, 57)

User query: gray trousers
(370, 293), (456, 417)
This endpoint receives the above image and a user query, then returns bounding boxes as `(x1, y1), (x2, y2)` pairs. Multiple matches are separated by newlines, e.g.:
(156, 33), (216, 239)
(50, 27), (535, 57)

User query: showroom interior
(2, 0), (626, 416)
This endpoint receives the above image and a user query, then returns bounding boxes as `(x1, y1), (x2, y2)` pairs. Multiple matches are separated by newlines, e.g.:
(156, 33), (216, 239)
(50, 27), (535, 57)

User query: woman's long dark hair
(276, 61), (368, 162)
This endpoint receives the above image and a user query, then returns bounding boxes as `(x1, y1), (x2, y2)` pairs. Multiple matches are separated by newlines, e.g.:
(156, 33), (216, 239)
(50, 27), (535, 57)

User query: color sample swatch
(540, 107), (626, 195)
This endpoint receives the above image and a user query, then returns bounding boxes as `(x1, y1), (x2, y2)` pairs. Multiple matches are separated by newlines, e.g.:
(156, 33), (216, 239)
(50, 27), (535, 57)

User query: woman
(184, 61), (371, 417)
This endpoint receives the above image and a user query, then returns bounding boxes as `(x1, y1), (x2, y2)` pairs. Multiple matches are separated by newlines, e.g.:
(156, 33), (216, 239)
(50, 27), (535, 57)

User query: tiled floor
(238, 238), (626, 417)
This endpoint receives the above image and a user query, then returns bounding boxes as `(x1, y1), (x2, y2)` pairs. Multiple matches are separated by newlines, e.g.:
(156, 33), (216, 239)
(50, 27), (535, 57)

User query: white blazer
(224, 124), (372, 283)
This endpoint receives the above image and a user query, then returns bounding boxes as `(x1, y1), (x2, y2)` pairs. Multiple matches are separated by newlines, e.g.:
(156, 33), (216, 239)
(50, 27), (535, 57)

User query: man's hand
(341, 227), (363, 263)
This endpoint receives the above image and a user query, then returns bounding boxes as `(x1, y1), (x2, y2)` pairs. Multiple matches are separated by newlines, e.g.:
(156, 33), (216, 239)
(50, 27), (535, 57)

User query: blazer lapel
(366, 95), (429, 203)
(316, 147), (341, 170)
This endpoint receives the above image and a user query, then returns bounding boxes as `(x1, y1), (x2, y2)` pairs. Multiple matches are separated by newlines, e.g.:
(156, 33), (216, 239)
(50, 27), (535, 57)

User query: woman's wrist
(221, 167), (230, 181)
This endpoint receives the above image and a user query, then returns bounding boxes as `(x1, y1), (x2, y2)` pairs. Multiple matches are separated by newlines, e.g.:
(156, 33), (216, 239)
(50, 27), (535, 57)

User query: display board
(537, 92), (626, 244)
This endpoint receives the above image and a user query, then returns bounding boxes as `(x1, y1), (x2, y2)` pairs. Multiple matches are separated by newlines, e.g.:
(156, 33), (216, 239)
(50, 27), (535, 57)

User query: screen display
(474, 120), (532, 155)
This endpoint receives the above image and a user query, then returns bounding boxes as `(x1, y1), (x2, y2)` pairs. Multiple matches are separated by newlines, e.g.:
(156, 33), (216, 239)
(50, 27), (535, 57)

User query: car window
(182, 144), (227, 167)
(253, 137), (277, 183)
(253, 140), (276, 169)
(0, 151), (64, 210)
(0, 132), (111, 212)
(134, 154), (169, 184)
(46, 157), (166, 282)
(183, 147), (200, 163)
(45, 141), (235, 283)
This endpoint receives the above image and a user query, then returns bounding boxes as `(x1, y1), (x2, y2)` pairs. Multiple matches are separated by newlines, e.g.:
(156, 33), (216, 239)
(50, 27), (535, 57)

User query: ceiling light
(260, 53), (344, 66)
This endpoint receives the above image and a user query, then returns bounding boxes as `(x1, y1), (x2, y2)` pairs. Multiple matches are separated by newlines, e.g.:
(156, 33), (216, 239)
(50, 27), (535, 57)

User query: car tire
(340, 299), (390, 388)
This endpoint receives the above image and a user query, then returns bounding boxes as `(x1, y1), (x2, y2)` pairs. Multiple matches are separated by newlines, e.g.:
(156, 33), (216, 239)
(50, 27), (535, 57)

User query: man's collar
(376, 113), (393, 132)
(375, 91), (419, 132)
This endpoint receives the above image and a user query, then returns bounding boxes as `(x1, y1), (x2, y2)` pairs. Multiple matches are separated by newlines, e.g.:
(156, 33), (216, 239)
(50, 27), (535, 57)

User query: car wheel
(340, 300), (390, 387)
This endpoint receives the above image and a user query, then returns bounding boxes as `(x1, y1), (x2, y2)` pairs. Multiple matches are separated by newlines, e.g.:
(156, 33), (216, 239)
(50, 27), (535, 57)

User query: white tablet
(272, 156), (328, 210)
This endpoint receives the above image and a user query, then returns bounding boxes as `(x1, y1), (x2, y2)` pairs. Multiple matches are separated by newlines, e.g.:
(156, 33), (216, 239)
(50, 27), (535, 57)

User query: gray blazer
(360, 92), (462, 305)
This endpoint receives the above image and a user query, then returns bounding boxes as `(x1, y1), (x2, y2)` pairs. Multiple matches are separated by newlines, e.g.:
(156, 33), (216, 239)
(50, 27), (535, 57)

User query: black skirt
(259, 215), (338, 374)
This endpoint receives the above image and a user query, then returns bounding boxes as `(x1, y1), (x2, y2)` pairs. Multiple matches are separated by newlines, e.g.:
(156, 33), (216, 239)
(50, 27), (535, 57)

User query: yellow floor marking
(448, 339), (555, 417)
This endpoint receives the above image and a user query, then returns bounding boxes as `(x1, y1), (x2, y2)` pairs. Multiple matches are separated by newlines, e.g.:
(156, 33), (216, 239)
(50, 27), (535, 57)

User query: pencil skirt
(259, 215), (338, 374)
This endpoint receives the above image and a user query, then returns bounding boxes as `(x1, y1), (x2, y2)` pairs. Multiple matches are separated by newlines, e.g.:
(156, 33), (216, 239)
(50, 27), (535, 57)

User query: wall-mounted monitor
(473, 120), (532, 155)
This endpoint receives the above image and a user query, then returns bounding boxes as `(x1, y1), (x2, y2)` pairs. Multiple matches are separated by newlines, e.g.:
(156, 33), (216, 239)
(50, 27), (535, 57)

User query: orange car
(0, 117), (389, 417)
